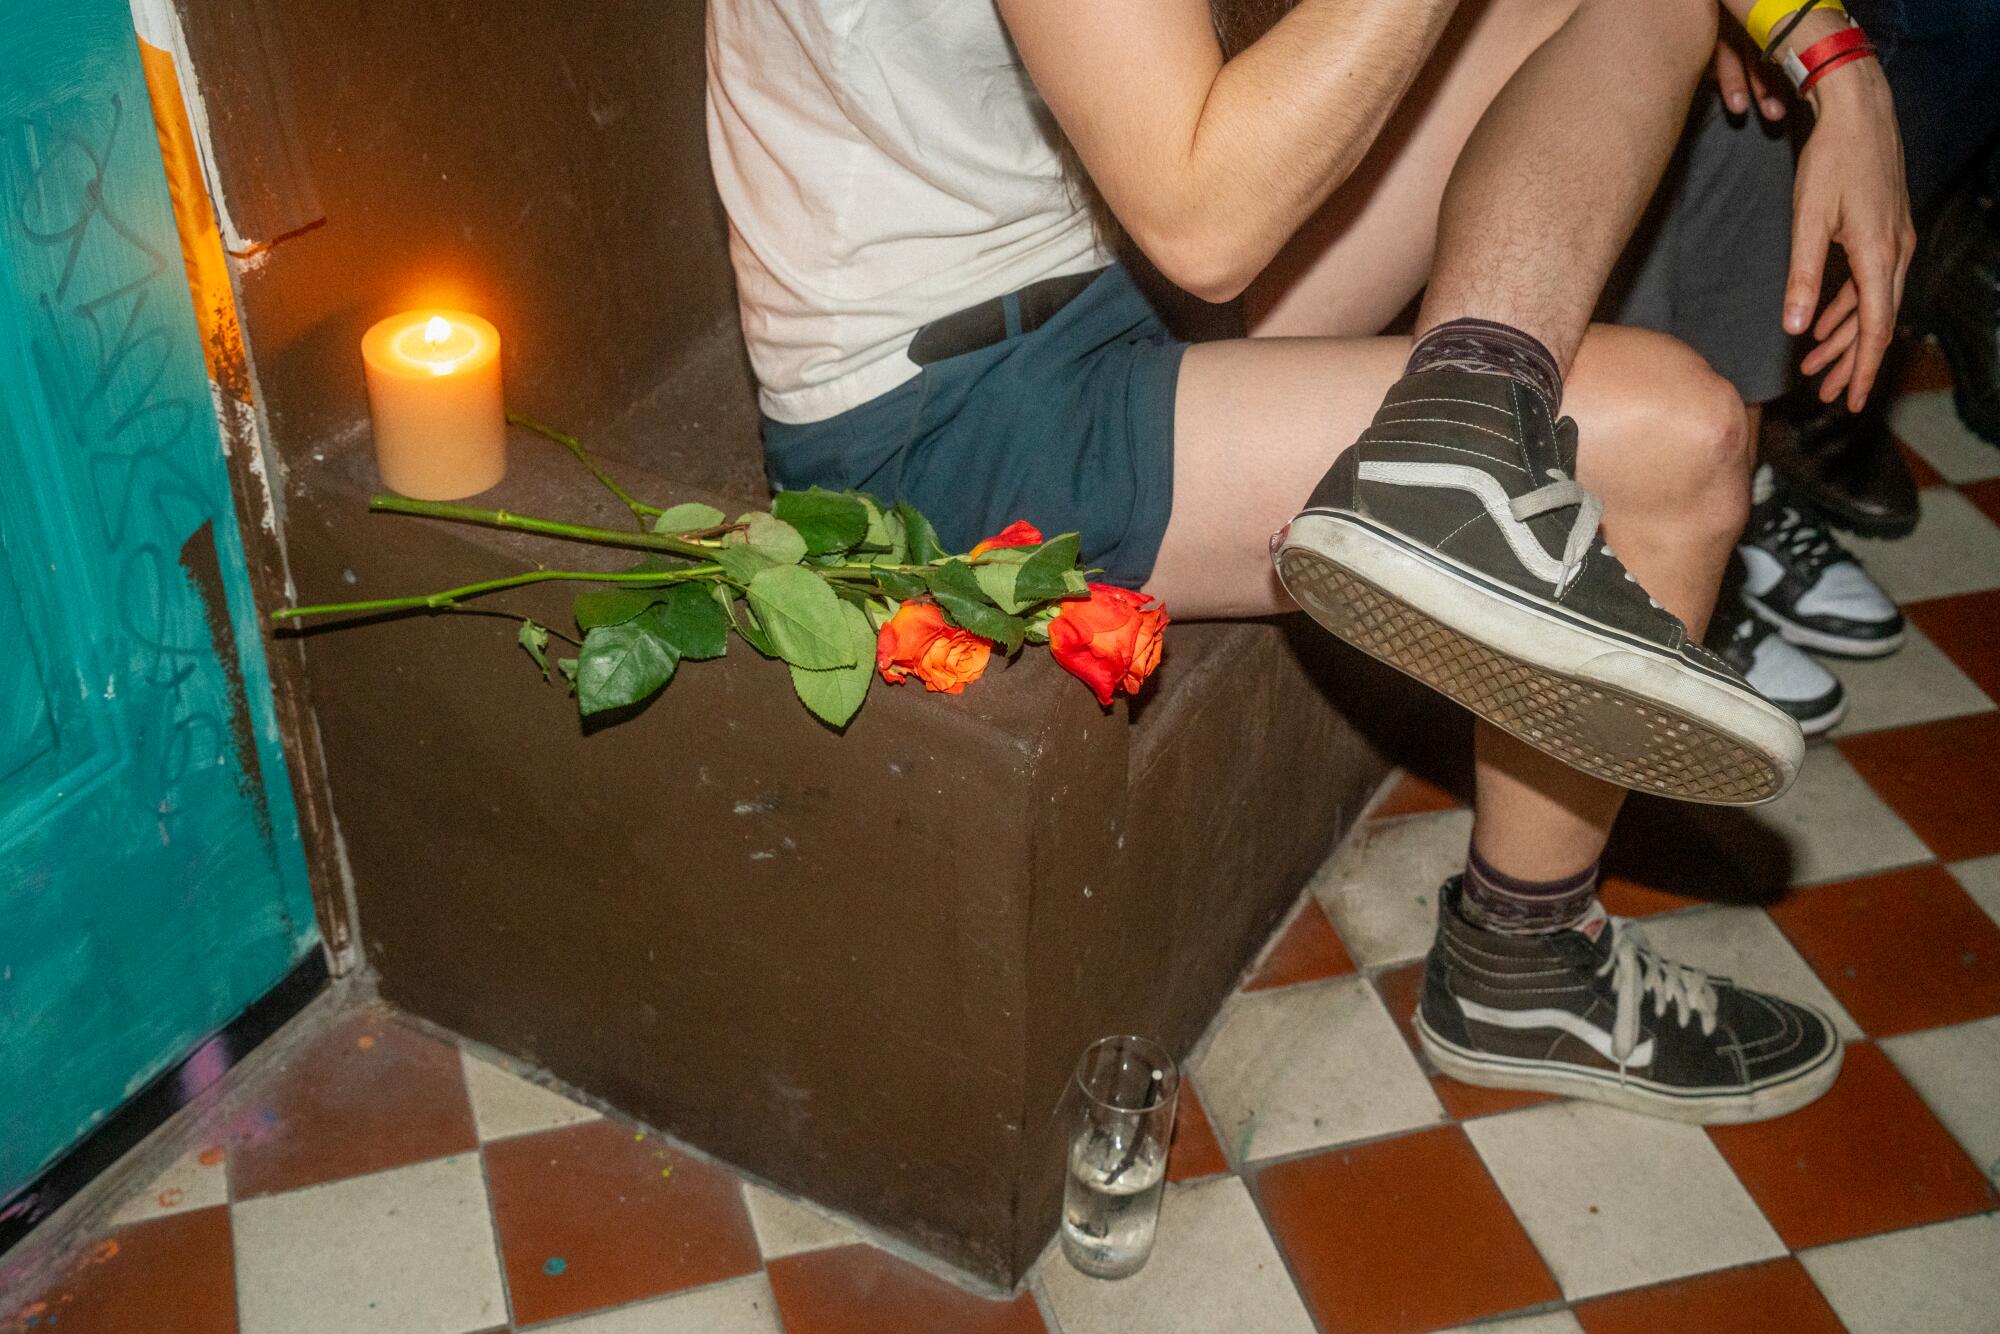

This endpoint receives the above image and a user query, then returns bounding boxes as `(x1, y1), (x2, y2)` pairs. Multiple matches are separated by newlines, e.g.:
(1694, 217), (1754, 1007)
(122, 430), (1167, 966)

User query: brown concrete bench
(188, 0), (1401, 1284)
(283, 424), (1388, 1284)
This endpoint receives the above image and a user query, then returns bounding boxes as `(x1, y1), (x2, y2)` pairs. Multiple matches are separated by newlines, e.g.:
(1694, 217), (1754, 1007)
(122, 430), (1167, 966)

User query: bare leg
(1167, 0), (1735, 877)
(1156, 329), (1748, 875)
(1415, 0), (1715, 368)
(1468, 356), (1750, 878)
(1248, 0), (1718, 378)
(1247, 0), (1574, 338)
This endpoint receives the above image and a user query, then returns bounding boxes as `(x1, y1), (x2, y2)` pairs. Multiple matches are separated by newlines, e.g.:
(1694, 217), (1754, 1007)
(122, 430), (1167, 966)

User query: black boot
(1758, 381), (1921, 540)
(1911, 175), (2000, 448)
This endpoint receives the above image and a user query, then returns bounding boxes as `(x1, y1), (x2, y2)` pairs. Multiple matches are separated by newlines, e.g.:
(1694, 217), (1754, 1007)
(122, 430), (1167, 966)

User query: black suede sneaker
(1274, 369), (1803, 805)
(1740, 466), (1905, 659)
(1414, 879), (1843, 1124)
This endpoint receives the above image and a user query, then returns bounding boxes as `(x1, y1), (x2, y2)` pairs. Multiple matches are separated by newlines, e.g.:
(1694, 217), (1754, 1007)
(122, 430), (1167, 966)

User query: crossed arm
(997, 0), (1460, 303)
(1002, 0), (1913, 410)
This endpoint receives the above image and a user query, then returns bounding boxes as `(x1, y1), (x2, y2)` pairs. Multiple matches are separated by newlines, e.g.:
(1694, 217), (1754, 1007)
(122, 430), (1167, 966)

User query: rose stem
(505, 410), (665, 525)
(368, 495), (714, 558)
(272, 565), (723, 622)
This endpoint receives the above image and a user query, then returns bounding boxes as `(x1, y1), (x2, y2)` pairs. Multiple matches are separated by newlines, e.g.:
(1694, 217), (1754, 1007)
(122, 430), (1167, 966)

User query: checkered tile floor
(10, 352), (2000, 1333)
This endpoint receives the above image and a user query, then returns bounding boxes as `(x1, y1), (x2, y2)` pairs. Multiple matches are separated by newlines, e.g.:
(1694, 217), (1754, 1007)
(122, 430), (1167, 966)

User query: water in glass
(1059, 1035), (1177, 1280)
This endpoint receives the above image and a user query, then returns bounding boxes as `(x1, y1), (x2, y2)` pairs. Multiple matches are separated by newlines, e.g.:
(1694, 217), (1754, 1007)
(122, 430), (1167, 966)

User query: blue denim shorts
(762, 264), (1187, 588)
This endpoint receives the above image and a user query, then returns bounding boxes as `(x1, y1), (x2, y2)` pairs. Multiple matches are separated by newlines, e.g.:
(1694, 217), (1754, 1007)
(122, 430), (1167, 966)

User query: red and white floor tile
(9, 357), (2000, 1332)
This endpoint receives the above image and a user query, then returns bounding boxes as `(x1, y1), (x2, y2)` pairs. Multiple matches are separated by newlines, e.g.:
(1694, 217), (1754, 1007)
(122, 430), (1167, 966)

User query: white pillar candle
(361, 308), (506, 500)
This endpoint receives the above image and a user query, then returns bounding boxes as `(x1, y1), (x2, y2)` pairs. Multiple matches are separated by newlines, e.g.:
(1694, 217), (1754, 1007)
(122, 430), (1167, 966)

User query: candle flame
(422, 315), (452, 347)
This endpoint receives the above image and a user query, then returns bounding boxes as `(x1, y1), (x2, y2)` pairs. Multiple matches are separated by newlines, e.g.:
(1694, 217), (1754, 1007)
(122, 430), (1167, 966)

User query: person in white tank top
(706, 0), (1111, 425)
(705, 0), (1912, 1126)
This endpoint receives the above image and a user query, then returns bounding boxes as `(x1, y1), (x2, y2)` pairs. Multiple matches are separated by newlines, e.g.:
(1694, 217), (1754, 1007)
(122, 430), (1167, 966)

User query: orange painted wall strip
(135, 36), (252, 403)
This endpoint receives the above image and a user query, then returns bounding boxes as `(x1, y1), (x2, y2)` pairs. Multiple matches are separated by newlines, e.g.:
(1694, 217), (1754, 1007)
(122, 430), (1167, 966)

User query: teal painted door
(0, 0), (319, 1199)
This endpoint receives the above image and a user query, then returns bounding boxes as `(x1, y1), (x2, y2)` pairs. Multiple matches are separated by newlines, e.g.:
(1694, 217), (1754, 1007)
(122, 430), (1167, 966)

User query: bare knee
(1681, 362), (1753, 540)
(1576, 333), (1750, 552)
(1643, 348), (1752, 550)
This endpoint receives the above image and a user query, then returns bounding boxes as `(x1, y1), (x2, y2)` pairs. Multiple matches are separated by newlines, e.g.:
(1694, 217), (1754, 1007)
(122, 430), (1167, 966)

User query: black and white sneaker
(1274, 369), (1803, 806)
(1414, 880), (1843, 1124)
(1740, 465), (1904, 659)
(1708, 603), (1847, 737)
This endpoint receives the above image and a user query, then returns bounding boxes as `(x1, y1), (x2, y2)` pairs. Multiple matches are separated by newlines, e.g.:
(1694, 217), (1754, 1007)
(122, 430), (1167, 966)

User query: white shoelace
(1507, 469), (1607, 595)
(1767, 502), (1842, 579)
(1596, 921), (1720, 1078)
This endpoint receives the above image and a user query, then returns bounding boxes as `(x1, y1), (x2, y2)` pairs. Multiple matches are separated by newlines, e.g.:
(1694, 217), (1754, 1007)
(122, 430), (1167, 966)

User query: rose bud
(968, 519), (1044, 561)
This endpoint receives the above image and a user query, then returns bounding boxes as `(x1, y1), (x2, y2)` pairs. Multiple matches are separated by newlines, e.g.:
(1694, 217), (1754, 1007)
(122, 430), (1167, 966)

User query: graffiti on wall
(0, 1), (316, 1204)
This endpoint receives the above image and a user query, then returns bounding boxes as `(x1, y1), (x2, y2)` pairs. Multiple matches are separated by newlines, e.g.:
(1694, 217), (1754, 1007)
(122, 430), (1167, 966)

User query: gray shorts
(1602, 88), (1801, 405)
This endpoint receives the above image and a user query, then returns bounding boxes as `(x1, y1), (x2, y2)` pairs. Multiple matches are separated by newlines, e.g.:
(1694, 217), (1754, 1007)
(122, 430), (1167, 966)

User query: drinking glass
(1059, 1034), (1178, 1279)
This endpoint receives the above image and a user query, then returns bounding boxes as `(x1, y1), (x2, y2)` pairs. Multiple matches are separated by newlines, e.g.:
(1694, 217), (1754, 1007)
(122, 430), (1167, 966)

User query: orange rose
(875, 600), (993, 694)
(1049, 583), (1168, 706)
(968, 519), (1044, 561)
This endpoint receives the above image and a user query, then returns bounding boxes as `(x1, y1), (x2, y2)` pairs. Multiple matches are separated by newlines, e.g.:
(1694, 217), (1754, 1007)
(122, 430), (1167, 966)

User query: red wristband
(1782, 23), (1873, 89)
(1800, 46), (1872, 94)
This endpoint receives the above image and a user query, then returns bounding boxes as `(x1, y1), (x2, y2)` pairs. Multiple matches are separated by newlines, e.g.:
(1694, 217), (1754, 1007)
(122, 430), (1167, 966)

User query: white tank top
(706, 0), (1112, 425)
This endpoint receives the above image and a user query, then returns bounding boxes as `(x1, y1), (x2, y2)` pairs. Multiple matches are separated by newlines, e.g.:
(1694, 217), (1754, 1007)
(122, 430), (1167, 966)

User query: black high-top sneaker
(1740, 465), (1905, 659)
(1414, 879), (1843, 1124)
(1274, 369), (1803, 805)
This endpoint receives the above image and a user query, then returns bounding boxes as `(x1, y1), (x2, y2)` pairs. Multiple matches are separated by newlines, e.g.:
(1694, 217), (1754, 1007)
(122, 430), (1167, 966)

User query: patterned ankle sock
(1406, 317), (1565, 411)
(1460, 846), (1600, 935)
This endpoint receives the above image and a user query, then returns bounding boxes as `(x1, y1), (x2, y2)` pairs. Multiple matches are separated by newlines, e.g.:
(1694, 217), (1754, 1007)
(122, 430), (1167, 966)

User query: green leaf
(928, 557), (995, 608)
(865, 567), (928, 600)
(855, 495), (895, 552)
(574, 586), (663, 631)
(652, 501), (726, 534)
(1023, 603), (1060, 645)
(717, 586), (777, 657)
(655, 581), (728, 660)
(1012, 532), (1083, 604)
(877, 509), (910, 563)
(556, 657), (579, 685)
(973, 558), (1028, 614)
(736, 511), (808, 565)
(863, 597), (898, 632)
(575, 610), (679, 716)
(789, 601), (877, 728)
(717, 542), (779, 585)
(773, 488), (870, 555)
(517, 619), (552, 679)
(926, 560), (1026, 652)
(747, 565), (855, 669)
(895, 499), (944, 565)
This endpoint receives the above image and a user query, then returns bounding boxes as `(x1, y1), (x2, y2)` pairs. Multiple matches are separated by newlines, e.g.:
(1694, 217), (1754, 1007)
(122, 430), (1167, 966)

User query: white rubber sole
(1277, 511), (1804, 806)
(1792, 691), (1848, 738)
(1744, 595), (1906, 659)
(1415, 1010), (1844, 1126)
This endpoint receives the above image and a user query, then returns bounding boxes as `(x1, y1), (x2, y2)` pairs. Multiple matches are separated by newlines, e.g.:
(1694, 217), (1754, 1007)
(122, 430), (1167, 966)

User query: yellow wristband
(1745, 0), (1846, 51)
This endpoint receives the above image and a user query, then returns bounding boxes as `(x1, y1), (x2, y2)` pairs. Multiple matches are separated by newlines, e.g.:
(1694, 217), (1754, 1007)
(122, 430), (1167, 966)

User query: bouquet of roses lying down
(273, 417), (1167, 727)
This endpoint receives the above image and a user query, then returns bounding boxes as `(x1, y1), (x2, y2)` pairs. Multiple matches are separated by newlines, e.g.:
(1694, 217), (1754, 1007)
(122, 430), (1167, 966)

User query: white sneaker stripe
(1357, 460), (1566, 585)
(1457, 996), (1656, 1068)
